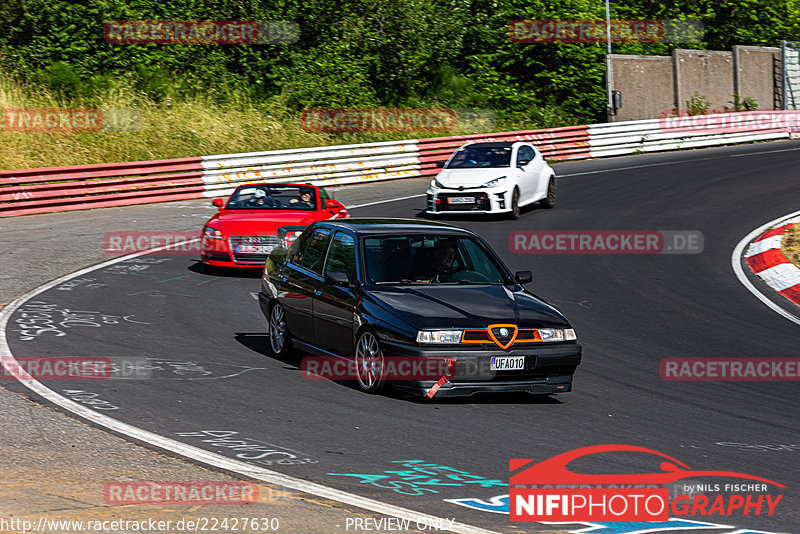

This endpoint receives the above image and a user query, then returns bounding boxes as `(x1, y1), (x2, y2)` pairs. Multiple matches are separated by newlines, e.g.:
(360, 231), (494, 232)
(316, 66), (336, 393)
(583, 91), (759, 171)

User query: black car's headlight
(416, 330), (463, 344)
(203, 226), (223, 239)
(539, 328), (577, 342)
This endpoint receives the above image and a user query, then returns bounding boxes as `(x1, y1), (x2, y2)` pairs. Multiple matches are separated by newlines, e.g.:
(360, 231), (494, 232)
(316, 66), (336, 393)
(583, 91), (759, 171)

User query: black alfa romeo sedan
(258, 218), (581, 398)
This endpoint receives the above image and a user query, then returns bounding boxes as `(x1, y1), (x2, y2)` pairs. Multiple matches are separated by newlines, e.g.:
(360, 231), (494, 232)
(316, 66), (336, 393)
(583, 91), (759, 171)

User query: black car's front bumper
(380, 340), (582, 398)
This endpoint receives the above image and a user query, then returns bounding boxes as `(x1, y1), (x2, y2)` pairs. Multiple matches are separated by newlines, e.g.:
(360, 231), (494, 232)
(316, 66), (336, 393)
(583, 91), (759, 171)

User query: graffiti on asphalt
(56, 278), (106, 291)
(328, 460), (505, 496)
(62, 389), (119, 410)
(13, 301), (148, 341)
(175, 430), (318, 466)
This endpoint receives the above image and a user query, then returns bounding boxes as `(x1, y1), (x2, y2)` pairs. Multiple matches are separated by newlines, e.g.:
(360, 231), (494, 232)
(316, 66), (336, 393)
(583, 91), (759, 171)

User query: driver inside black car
(414, 239), (457, 281)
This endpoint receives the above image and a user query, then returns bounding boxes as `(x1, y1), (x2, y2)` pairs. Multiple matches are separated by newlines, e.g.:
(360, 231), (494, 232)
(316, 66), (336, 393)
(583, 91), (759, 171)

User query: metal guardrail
(0, 112), (793, 217)
(0, 158), (205, 217)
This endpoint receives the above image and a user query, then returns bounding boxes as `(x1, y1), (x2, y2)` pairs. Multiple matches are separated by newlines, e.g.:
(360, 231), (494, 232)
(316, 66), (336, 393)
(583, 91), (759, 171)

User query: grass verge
(781, 223), (800, 269)
(0, 75), (552, 170)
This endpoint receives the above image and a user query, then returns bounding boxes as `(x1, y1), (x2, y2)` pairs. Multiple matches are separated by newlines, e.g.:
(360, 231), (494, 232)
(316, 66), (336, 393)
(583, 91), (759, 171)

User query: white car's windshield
(446, 145), (512, 168)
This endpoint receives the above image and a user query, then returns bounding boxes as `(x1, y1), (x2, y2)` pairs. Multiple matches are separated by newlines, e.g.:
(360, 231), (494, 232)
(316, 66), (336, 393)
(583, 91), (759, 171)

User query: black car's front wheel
(354, 330), (385, 394)
(268, 302), (291, 358)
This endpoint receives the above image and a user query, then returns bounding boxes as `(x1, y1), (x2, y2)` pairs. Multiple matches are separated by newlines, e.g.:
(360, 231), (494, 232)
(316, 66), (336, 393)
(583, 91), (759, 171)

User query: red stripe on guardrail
(0, 172), (205, 203)
(0, 157), (206, 216)
(417, 126), (591, 167)
(0, 157), (202, 179)
(0, 188), (206, 217)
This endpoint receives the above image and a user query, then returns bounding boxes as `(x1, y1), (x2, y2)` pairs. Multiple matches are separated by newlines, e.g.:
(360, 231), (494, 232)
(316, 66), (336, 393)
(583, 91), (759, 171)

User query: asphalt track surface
(4, 142), (800, 533)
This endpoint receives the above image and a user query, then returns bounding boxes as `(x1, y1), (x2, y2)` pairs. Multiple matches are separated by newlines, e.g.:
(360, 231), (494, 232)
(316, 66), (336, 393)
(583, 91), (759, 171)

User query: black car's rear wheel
(354, 330), (385, 394)
(268, 302), (290, 357)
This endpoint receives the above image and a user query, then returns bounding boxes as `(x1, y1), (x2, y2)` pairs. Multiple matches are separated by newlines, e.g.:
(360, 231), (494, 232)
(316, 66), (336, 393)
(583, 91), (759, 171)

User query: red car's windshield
(226, 185), (317, 210)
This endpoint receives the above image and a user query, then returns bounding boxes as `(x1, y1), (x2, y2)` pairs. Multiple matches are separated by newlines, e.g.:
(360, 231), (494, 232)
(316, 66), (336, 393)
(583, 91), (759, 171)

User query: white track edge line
(0, 243), (500, 534)
(731, 210), (800, 327)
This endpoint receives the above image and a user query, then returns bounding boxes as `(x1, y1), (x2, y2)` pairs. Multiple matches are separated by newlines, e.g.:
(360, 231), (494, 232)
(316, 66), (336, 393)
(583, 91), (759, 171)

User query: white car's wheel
(541, 177), (556, 209)
(509, 188), (521, 219)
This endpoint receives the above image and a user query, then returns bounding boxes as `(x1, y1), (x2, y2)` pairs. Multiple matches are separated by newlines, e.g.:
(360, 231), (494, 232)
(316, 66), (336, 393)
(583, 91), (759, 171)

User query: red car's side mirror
(212, 198), (224, 209)
(325, 199), (344, 209)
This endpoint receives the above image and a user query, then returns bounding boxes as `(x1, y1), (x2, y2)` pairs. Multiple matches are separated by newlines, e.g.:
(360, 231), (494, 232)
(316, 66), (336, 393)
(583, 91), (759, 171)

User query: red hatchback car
(201, 183), (349, 270)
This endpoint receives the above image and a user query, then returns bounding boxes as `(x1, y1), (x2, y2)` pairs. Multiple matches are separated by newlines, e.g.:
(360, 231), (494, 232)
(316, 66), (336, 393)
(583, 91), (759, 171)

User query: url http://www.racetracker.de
(0, 516), (281, 532)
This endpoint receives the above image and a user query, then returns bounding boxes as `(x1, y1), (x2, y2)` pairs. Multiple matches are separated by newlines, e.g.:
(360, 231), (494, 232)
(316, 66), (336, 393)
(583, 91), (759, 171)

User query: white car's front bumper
(425, 186), (513, 214)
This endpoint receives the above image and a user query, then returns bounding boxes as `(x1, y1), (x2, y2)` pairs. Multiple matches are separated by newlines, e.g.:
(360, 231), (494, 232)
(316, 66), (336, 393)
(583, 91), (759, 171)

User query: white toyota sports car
(426, 141), (556, 219)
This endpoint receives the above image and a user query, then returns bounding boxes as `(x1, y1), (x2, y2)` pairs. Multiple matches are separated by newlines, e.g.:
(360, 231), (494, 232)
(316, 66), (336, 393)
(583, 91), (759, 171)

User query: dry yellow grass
(781, 223), (800, 268)
(0, 76), (332, 169)
(0, 75), (500, 170)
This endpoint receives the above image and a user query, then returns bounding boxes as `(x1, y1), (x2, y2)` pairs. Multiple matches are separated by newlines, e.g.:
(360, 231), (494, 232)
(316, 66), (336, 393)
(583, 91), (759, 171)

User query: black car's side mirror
(515, 270), (533, 284)
(517, 159), (531, 167)
(325, 272), (349, 287)
(436, 160), (446, 168)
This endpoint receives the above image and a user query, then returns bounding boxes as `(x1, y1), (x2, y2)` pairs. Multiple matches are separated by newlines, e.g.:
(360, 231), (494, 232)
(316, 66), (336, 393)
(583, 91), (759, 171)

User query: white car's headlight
(203, 226), (223, 239)
(538, 328), (577, 342)
(431, 179), (445, 189)
(416, 330), (463, 344)
(482, 176), (506, 188)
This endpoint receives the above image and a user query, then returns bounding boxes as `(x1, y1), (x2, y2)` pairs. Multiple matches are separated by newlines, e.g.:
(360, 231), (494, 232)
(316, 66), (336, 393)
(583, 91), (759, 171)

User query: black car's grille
(462, 329), (540, 344)
(450, 359), (576, 383)
(229, 235), (279, 263)
(436, 192), (490, 211)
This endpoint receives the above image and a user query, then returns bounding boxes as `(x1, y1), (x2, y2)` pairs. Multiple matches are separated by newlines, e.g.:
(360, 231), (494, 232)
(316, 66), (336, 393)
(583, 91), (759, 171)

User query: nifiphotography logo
(509, 444), (785, 522)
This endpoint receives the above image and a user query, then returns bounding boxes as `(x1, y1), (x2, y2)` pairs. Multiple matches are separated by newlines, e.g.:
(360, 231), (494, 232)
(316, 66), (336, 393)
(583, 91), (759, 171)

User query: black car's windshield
(446, 145), (512, 168)
(364, 234), (509, 284)
(226, 185), (317, 210)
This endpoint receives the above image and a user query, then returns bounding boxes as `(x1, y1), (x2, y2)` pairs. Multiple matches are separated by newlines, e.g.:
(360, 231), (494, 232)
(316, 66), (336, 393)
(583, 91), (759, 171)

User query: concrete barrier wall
(675, 49), (735, 112)
(735, 45), (781, 110)
(609, 55), (674, 121)
(611, 46), (780, 121)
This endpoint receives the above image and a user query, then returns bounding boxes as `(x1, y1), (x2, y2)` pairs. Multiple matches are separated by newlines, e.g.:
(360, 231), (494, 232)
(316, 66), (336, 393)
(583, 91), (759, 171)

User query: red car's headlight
(203, 226), (223, 239)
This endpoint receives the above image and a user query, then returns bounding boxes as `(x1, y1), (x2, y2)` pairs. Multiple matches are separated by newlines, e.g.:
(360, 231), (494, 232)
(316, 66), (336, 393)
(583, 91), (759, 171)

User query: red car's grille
(229, 235), (280, 263)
